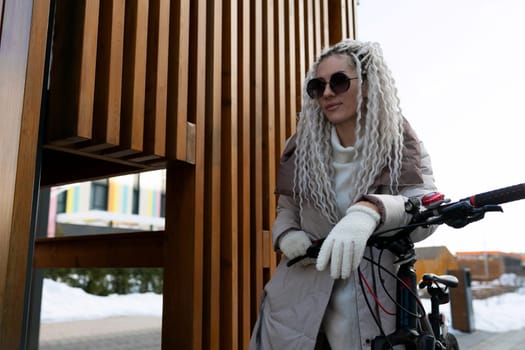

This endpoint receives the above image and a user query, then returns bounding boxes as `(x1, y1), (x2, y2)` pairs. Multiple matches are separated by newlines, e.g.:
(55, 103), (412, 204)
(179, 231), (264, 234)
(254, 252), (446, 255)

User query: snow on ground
(41, 279), (162, 323)
(422, 274), (525, 332)
(41, 275), (525, 332)
(421, 286), (525, 332)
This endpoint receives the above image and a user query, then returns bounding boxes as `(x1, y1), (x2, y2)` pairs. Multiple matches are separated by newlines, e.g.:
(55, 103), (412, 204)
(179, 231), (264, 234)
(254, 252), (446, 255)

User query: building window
(160, 192), (165, 218)
(56, 190), (67, 213)
(132, 174), (140, 215)
(90, 179), (108, 210)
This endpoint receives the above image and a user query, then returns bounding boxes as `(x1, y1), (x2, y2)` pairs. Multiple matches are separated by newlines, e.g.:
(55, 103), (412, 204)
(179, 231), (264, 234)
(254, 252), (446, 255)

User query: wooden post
(0, 0), (50, 348)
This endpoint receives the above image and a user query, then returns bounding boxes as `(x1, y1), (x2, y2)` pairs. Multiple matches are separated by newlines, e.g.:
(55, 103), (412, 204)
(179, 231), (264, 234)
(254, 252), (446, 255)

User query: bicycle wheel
(444, 333), (459, 350)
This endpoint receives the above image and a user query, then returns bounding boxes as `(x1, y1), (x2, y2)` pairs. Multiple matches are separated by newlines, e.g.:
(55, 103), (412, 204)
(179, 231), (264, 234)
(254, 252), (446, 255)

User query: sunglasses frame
(306, 72), (358, 99)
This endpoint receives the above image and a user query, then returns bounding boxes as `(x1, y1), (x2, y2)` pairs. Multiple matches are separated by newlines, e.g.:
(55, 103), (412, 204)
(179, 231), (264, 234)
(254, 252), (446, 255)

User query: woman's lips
(324, 103), (340, 111)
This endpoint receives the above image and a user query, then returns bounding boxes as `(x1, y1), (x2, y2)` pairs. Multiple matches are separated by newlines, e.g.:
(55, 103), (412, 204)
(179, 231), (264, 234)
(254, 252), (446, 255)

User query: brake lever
(442, 202), (503, 228)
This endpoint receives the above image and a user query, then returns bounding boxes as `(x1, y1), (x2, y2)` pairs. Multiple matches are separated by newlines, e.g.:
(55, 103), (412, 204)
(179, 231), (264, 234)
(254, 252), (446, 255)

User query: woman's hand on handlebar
(279, 230), (311, 260)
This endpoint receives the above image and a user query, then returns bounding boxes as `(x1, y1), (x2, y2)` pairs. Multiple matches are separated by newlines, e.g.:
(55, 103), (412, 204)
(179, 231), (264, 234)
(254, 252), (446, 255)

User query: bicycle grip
(466, 183), (525, 207)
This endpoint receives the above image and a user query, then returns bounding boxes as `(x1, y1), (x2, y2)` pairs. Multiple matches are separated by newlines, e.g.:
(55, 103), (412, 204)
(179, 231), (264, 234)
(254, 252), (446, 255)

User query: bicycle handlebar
(287, 183), (525, 266)
(465, 183), (525, 207)
(411, 183), (525, 227)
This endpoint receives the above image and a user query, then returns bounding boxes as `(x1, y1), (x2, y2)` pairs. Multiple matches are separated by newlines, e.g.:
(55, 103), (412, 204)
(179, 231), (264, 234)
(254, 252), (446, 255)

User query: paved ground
(455, 328), (525, 350)
(39, 316), (161, 350)
(39, 316), (525, 349)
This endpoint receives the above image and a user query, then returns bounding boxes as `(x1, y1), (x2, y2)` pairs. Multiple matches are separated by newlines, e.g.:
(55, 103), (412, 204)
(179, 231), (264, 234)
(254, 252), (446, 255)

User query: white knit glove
(279, 230), (311, 260)
(316, 205), (380, 279)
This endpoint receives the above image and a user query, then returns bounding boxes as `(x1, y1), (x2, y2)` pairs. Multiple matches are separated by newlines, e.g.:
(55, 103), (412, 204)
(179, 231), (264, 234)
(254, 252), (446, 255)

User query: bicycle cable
(363, 253), (424, 319)
(357, 265), (394, 350)
(369, 248), (384, 322)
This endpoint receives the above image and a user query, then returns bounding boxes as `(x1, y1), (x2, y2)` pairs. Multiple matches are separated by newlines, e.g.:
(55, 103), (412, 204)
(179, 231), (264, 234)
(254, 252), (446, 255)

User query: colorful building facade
(48, 170), (166, 237)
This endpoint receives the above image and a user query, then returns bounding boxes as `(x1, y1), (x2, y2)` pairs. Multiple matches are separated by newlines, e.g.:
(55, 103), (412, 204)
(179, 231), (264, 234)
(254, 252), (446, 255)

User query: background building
(456, 251), (524, 281)
(49, 171), (166, 237)
(415, 246), (459, 283)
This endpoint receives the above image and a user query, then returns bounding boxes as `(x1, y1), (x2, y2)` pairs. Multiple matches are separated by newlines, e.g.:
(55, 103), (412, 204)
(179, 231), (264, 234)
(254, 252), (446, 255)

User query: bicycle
(288, 183), (525, 349)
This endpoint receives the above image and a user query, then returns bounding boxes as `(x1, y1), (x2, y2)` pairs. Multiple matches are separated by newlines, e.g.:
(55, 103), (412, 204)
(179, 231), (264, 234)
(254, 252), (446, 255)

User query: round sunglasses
(306, 72), (358, 99)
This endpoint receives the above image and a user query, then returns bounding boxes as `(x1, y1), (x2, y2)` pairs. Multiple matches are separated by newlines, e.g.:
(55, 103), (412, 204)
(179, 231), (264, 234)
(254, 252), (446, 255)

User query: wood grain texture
(1, 1), (357, 348)
(0, 0), (49, 347)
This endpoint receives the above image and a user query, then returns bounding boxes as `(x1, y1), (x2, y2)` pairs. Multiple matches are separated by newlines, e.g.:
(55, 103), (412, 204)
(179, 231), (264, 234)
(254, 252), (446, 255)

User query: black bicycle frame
(370, 256), (436, 350)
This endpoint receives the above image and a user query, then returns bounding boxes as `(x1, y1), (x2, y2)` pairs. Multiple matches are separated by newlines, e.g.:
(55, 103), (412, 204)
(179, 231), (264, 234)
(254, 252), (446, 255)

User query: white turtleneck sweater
(324, 126), (363, 349)
(331, 126), (361, 217)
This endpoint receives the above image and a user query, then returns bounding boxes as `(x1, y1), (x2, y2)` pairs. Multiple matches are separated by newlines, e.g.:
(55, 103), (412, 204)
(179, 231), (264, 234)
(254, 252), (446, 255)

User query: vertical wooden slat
(349, 0), (357, 38)
(321, 0), (330, 49)
(0, 0), (49, 347)
(328, 0), (344, 45)
(166, 0), (189, 161)
(276, 0), (287, 153)
(287, 0), (297, 134)
(220, 0), (239, 348)
(77, 0), (100, 141)
(193, 0), (207, 348)
(46, 0), (99, 145)
(205, 0), (222, 348)
(341, 0), (349, 39)
(230, 0), (239, 344)
(314, 0), (322, 56)
(239, 2), (252, 346)
(145, 0), (169, 158)
(261, 230), (272, 268)
(118, 0), (148, 157)
(305, 0), (315, 70)
(264, 0), (277, 275)
(296, 0), (306, 104)
(92, 0), (125, 149)
(252, 0), (264, 317)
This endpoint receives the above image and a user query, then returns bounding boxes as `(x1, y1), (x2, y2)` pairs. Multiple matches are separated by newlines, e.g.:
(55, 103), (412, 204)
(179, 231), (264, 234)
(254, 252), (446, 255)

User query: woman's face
(314, 55), (362, 128)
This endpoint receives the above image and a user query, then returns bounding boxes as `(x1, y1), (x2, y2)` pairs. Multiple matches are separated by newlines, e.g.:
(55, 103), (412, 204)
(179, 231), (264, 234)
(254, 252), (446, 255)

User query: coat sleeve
(271, 195), (302, 251)
(363, 141), (438, 242)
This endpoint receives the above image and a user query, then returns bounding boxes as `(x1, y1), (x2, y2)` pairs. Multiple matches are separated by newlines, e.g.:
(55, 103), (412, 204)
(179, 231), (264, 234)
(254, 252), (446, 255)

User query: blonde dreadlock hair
(294, 39), (404, 224)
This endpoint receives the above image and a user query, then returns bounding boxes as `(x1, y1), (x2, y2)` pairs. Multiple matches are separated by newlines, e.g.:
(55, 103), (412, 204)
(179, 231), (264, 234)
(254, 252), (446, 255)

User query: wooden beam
(0, 0), (49, 347)
(40, 148), (154, 187)
(162, 161), (203, 350)
(162, 0), (206, 348)
(33, 232), (164, 268)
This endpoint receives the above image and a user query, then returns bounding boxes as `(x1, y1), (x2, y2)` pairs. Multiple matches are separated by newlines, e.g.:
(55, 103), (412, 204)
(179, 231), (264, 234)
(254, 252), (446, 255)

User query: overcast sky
(356, 0), (525, 253)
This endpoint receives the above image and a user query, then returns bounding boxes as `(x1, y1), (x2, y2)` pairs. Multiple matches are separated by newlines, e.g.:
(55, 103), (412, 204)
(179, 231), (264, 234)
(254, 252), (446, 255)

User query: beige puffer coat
(249, 121), (438, 349)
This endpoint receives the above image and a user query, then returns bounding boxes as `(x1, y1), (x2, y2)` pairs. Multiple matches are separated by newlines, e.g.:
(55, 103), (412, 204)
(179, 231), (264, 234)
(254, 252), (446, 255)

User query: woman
(249, 39), (437, 349)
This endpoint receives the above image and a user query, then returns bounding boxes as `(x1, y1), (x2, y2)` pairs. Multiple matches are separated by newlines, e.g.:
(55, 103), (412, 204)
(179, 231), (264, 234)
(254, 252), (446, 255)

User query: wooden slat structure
(0, 0), (357, 348)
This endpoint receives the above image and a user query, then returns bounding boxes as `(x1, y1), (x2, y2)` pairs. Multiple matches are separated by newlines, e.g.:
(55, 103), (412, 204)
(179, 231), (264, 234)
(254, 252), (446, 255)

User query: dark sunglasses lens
(306, 79), (326, 99)
(330, 73), (351, 94)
